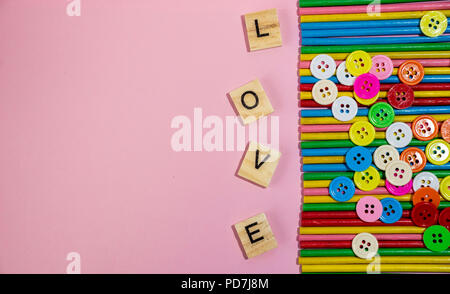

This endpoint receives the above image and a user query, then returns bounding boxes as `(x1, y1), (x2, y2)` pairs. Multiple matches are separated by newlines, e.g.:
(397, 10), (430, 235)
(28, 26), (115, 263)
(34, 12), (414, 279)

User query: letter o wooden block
(229, 80), (274, 125)
(234, 213), (278, 259)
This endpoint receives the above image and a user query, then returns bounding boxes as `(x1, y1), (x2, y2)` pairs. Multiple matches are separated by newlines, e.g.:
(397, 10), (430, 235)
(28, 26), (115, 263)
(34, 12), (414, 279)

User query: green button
(423, 225), (450, 252)
(368, 102), (395, 128)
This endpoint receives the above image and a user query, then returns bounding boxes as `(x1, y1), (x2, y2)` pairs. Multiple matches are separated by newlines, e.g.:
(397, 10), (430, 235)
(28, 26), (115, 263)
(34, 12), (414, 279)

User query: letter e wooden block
(244, 9), (282, 51)
(237, 142), (281, 188)
(234, 213), (277, 259)
(229, 80), (274, 125)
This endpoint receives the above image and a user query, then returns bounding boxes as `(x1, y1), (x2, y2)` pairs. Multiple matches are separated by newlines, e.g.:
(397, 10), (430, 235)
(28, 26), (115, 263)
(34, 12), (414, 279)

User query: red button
(412, 187), (441, 207)
(411, 202), (439, 227)
(387, 84), (414, 109)
(439, 207), (450, 230)
(412, 115), (439, 141)
(400, 147), (427, 173)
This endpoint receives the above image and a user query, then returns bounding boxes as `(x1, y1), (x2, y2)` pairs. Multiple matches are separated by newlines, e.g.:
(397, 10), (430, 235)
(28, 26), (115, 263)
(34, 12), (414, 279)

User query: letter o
(241, 91), (259, 110)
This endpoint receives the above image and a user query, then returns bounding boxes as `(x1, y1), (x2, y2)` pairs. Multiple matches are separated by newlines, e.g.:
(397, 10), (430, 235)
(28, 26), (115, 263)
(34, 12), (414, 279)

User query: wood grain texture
(244, 8), (282, 51)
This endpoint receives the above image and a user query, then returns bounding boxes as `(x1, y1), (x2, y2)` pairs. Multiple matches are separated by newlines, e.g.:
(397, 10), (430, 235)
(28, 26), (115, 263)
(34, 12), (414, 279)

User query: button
(440, 176), (450, 201)
(413, 171), (440, 192)
(354, 91), (379, 106)
(373, 145), (399, 170)
(329, 176), (355, 202)
(400, 147), (427, 173)
(353, 73), (380, 100)
(380, 197), (403, 224)
(385, 179), (412, 196)
(420, 11), (448, 37)
(423, 225), (450, 252)
(310, 54), (337, 79)
(336, 61), (356, 86)
(385, 160), (413, 186)
(369, 55), (393, 80)
(346, 50), (372, 77)
(411, 202), (439, 228)
(439, 208), (450, 230)
(312, 80), (338, 105)
(368, 102), (395, 128)
(412, 187), (441, 208)
(352, 233), (379, 259)
(412, 115), (439, 141)
(331, 96), (358, 122)
(345, 146), (373, 172)
(425, 139), (450, 166)
(441, 118), (450, 143)
(353, 166), (380, 191)
(386, 122), (413, 148)
(387, 84), (414, 110)
(356, 196), (383, 223)
(349, 121), (376, 146)
(398, 60), (425, 86)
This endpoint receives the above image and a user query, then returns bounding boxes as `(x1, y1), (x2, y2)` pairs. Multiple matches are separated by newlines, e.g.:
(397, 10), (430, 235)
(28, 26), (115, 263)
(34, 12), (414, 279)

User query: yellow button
(345, 50), (372, 76)
(420, 11), (448, 37)
(425, 139), (450, 165)
(354, 166), (381, 191)
(440, 176), (450, 201)
(354, 91), (379, 106)
(349, 121), (376, 146)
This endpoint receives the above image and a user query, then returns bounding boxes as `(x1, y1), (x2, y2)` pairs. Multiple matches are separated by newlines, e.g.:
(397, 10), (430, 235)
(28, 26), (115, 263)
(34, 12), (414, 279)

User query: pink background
(0, 0), (300, 273)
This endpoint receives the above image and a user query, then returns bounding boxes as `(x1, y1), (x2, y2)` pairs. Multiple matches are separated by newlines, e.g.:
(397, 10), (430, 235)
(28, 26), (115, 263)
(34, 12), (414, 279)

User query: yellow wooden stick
(300, 91), (450, 99)
(300, 51), (450, 61)
(299, 67), (450, 76)
(303, 180), (386, 188)
(299, 226), (425, 234)
(301, 10), (450, 22)
(301, 114), (449, 125)
(303, 195), (413, 203)
(301, 264), (450, 273)
(298, 256), (450, 265)
(303, 156), (346, 164)
(301, 132), (385, 141)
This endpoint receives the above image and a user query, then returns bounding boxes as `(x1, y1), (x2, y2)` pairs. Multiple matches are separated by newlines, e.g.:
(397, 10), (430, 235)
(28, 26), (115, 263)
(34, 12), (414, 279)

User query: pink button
(356, 196), (383, 222)
(369, 55), (394, 80)
(385, 179), (413, 196)
(354, 73), (380, 99)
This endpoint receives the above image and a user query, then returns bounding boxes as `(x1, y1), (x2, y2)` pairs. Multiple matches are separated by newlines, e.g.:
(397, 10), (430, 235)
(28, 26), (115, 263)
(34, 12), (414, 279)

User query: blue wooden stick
(301, 147), (424, 157)
(302, 27), (450, 38)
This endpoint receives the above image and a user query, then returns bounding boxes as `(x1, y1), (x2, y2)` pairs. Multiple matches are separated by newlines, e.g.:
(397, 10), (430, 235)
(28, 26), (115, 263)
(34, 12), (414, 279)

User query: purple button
(386, 179), (413, 196)
(356, 196), (383, 223)
(354, 73), (380, 100)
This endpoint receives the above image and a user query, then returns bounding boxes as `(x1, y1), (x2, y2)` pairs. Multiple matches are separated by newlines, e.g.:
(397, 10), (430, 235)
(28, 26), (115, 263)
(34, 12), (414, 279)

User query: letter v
(255, 149), (271, 169)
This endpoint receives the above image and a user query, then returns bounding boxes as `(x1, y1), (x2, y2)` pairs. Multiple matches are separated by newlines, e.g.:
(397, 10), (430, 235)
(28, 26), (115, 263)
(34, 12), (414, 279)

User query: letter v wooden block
(244, 8), (282, 51)
(229, 80), (274, 125)
(234, 213), (277, 259)
(238, 142), (281, 188)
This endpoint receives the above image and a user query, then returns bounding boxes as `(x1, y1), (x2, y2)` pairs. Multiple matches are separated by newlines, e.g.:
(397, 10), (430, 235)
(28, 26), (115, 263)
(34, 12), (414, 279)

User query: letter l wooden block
(234, 213), (278, 259)
(229, 80), (274, 125)
(238, 142), (281, 188)
(244, 8), (282, 51)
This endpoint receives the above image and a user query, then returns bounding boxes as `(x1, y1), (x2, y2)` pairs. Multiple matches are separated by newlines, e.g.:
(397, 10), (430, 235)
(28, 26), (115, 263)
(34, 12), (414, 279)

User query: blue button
(345, 146), (373, 172)
(329, 176), (355, 202)
(380, 197), (403, 224)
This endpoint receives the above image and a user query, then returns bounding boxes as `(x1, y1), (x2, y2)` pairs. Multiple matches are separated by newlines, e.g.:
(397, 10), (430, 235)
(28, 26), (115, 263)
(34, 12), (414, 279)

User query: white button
(331, 96), (358, 122)
(312, 80), (338, 105)
(413, 171), (440, 192)
(310, 54), (337, 80)
(385, 160), (413, 186)
(352, 233), (379, 259)
(336, 61), (356, 86)
(373, 145), (399, 170)
(386, 122), (413, 148)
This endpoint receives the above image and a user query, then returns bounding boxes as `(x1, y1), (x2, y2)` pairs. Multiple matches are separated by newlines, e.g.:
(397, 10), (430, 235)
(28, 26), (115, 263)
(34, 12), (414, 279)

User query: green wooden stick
(301, 139), (429, 149)
(302, 170), (449, 181)
(301, 43), (450, 54)
(299, 0), (436, 7)
(300, 248), (450, 257)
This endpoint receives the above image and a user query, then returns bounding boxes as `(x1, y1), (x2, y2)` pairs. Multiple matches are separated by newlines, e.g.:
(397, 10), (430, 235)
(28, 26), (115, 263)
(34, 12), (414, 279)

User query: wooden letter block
(229, 80), (274, 125)
(237, 142), (281, 188)
(234, 213), (277, 259)
(244, 9), (282, 51)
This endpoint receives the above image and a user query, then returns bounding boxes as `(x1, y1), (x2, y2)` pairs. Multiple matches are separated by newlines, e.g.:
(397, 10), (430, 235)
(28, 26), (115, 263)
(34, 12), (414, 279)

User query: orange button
(400, 147), (427, 173)
(442, 119), (450, 143)
(412, 187), (441, 208)
(412, 115), (439, 141)
(398, 60), (424, 86)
